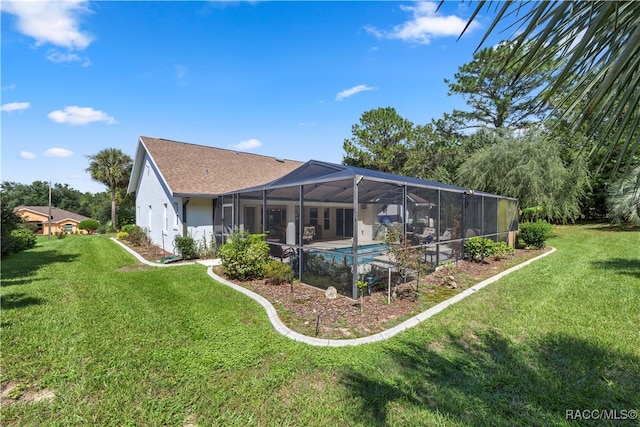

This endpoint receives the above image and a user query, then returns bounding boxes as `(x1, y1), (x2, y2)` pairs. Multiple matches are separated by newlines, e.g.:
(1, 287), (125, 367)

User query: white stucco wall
(134, 154), (182, 254)
(185, 198), (214, 243)
(134, 152), (218, 254)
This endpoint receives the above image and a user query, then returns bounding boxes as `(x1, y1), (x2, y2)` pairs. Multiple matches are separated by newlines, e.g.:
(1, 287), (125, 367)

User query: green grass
(1, 225), (639, 426)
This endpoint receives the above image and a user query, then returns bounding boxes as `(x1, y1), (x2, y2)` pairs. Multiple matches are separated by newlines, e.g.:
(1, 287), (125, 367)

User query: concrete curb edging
(110, 237), (196, 267)
(207, 247), (556, 347)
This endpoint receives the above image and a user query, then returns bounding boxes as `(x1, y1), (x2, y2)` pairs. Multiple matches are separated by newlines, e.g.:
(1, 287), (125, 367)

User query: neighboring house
(127, 136), (303, 253)
(14, 206), (90, 235)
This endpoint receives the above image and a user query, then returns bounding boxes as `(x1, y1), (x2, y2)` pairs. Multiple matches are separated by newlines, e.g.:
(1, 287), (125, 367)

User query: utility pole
(48, 181), (52, 241)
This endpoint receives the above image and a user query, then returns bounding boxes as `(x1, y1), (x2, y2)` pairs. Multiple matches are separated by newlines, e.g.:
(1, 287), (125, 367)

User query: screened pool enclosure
(214, 160), (518, 299)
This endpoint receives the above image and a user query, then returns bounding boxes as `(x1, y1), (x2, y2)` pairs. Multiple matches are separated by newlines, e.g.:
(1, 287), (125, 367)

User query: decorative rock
(443, 275), (458, 289)
(325, 286), (338, 299)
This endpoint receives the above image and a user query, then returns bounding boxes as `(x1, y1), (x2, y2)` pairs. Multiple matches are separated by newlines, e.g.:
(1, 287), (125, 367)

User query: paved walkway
(111, 237), (555, 347)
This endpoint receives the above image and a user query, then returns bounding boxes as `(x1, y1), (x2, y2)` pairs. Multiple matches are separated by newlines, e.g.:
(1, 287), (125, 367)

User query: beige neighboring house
(14, 206), (90, 235)
(127, 136), (303, 253)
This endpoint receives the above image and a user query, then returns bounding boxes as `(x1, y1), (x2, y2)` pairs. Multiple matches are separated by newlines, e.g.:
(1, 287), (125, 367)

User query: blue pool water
(311, 243), (388, 266)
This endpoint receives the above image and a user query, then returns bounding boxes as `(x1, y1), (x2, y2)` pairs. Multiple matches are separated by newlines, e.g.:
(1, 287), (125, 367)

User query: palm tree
(460, 1), (640, 177)
(86, 148), (133, 229)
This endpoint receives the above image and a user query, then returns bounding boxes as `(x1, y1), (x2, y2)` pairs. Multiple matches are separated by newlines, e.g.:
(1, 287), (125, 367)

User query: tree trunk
(111, 189), (117, 229)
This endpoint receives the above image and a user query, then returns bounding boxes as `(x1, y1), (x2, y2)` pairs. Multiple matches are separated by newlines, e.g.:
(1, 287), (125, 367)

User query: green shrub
(127, 226), (148, 246)
(492, 241), (515, 260)
(117, 231), (129, 240)
(518, 221), (553, 249)
(218, 230), (270, 281)
(174, 235), (196, 260)
(55, 231), (67, 239)
(5, 225), (37, 255)
(195, 233), (217, 259)
(263, 260), (293, 285)
(78, 219), (100, 234)
(465, 237), (496, 262)
(121, 224), (136, 233)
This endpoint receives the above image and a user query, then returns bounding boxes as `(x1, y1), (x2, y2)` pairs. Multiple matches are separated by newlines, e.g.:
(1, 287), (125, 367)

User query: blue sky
(1, 1), (507, 194)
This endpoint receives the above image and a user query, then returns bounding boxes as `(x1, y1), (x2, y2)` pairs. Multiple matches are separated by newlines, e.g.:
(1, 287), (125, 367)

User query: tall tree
(445, 40), (555, 130)
(456, 129), (589, 222)
(462, 1), (640, 178)
(86, 148), (133, 228)
(342, 107), (414, 174)
(607, 165), (640, 226)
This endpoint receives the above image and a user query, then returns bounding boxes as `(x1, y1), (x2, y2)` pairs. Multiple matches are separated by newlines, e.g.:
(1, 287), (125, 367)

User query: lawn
(1, 225), (639, 426)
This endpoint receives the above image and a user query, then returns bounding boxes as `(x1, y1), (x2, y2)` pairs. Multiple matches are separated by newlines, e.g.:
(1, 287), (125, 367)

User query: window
(324, 208), (330, 230)
(309, 208), (318, 226)
(163, 203), (168, 233)
(173, 202), (179, 228)
(63, 224), (73, 233)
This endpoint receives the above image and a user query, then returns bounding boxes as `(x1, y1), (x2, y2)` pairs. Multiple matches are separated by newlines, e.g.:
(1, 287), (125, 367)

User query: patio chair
(269, 243), (294, 261)
(303, 226), (315, 243)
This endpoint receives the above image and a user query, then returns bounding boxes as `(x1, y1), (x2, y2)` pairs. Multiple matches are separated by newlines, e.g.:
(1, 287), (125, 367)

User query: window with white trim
(173, 202), (179, 228)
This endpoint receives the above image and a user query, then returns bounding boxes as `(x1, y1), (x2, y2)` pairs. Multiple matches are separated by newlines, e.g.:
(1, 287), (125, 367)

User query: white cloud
(46, 49), (91, 66)
(233, 138), (262, 150)
(1, 101), (30, 112)
(1, 0), (93, 50)
(44, 148), (74, 158)
(47, 106), (116, 125)
(366, 1), (479, 45)
(175, 64), (188, 79)
(20, 151), (36, 159)
(335, 84), (375, 101)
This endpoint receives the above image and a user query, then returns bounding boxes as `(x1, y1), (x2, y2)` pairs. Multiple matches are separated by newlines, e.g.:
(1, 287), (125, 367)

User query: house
(14, 206), (90, 235)
(127, 136), (303, 252)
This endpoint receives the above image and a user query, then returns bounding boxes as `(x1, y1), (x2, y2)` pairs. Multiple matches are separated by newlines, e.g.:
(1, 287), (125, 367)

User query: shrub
(218, 230), (270, 281)
(263, 260), (293, 285)
(78, 219), (100, 234)
(121, 224), (136, 233)
(465, 237), (496, 262)
(492, 241), (515, 260)
(55, 231), (67, 239)
(195, 233), (217, 259)
(518, 220), (553, 249)
(5, 225), (37, 255)
(174, 235), (196, 260)
(117, 231), (129, 240)
(127, 226), (148, 246)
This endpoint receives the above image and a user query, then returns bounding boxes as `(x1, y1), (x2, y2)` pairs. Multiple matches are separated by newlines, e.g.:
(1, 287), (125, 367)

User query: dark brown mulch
(116, 238), (549, 339)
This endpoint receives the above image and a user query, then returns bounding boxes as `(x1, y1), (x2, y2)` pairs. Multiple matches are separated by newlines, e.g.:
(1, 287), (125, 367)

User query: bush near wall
(518, 221), (553, 249)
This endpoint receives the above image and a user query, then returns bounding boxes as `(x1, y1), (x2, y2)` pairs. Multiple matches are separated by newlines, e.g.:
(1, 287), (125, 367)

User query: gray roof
(228, 160), (517, 203)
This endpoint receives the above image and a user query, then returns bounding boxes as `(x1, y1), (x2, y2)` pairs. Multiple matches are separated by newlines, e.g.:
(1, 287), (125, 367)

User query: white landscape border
(207, 248), (556, 347)
(112, 237), (555, 346)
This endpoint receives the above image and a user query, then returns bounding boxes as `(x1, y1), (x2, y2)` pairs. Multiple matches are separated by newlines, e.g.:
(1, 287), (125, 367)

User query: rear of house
(127, 136), (303, 253)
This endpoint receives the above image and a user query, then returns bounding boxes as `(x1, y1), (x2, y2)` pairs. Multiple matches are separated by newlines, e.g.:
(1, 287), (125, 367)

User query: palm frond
(466, 1), (640, 177)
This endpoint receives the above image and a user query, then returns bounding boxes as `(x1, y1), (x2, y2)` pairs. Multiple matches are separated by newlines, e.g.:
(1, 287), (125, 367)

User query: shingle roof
(14, 206), (90, 223)
(130, 136), (304, 196)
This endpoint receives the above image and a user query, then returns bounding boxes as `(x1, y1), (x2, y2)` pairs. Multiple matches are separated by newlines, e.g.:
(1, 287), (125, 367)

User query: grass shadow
(342, 330), (640, 426)
(592, 258), (640, 279)
(0, 292), (45, 310)
(1, 248), (79, 287)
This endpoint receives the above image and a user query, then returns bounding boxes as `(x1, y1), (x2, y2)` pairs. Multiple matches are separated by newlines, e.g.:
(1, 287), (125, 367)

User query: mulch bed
(220, 249), (547, 339)
(117, 238), (549, 339)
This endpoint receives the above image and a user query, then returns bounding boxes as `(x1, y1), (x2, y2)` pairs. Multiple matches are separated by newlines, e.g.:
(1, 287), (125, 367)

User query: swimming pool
(310, 243), (388, 266)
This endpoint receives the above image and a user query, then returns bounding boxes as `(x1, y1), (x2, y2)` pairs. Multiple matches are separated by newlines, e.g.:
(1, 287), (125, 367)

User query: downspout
(182, 197), (190, 237)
